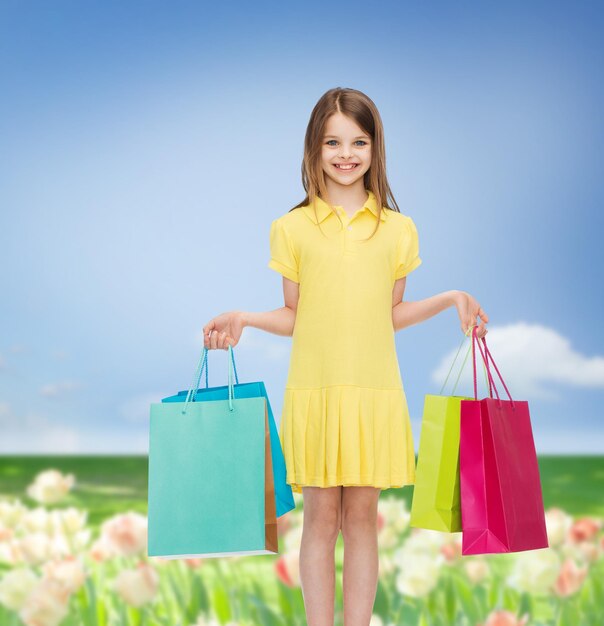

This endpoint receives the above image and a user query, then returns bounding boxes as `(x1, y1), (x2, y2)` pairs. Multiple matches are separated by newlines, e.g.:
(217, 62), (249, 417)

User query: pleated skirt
(278, 385), (417, 494)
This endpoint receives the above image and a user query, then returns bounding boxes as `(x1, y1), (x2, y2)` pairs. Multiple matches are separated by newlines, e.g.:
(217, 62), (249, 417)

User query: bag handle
(190, 344), (240, 393)
(439, 324), (492, 397)
(181, 345), (239, 414)
(471, 326), (516, 409)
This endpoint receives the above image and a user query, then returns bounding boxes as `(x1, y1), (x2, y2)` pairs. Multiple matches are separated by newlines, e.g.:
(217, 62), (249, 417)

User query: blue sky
(0, 1), (602, 454)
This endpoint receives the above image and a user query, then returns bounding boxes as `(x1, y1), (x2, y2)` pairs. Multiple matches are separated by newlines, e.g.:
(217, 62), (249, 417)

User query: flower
(113, 562), (159, 607)
(26, 470), (75, 505)
(394, 553), (441, 597)
(479, 609), (529, 626)
(506, 548), (560, 595)
(18, 578), (70, 626)
(100, 512), (147, 557)
(17, 532), (55, 566)
(544, 507), (573, 546)
(0, 568), (38, 611)
(464, 558), (490, 584)
(553, 557), (589, 597)
(274, 549), (300, 587)
(567, 517), (602, 543)
(41, 555), (87, 600)
(377, 497), (410, 549)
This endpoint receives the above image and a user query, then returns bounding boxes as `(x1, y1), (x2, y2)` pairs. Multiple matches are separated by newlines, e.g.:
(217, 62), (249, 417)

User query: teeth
(335, 164), (358, 170)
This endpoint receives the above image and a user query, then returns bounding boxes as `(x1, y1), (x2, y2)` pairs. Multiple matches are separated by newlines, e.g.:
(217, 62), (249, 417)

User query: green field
(1, 454), (602, 522)
(0, 454), (602, 626)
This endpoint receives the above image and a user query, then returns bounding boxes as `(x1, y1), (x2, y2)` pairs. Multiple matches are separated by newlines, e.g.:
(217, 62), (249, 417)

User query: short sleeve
(394, 216), (422, 279)
(268, 218), (300, 283)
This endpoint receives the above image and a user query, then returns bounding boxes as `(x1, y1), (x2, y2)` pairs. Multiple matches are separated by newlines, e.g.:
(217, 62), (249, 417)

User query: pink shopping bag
(460, 327), (549, 555)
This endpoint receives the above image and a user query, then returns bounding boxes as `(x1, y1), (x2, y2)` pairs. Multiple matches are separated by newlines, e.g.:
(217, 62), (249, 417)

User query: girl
(202, 87), (488, 626)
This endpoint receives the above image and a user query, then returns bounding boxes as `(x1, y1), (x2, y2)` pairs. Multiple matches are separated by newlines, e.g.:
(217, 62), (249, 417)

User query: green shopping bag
(410, 330), (492, 532)
(147, 345), (278, 559)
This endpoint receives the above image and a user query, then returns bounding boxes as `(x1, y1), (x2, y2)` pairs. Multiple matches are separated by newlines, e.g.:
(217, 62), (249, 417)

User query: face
(321, 112), (372, 187)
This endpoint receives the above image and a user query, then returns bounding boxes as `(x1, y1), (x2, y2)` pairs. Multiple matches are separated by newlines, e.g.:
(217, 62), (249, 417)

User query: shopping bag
(460, 326), (549, 555)
(410, 331), (488, 532)
(147, 345), (279, 559)
(161, 346), (295, 518)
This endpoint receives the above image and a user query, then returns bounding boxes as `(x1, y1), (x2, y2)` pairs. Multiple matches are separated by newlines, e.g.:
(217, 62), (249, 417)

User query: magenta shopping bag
(460, 327), (549, 555)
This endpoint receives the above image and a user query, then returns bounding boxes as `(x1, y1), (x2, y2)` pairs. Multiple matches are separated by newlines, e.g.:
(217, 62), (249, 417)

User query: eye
(325, 139), (369, 147)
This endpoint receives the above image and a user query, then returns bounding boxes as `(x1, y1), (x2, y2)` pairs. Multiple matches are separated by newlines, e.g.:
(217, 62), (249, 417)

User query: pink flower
(274, 550), (300, 587)
(567, 517), (602, 543)
(478, 609), (529, 626)
(376, 511), (385, 533)
(100, 512), (147, 557)
(553, 558), (589, 597)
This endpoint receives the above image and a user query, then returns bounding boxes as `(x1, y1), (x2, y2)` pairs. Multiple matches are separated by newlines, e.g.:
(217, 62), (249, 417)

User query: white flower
(17, 532), (54, 565)
(282, 521), (304, 553)
(18, 578), (69, 626)
(507, 548), (560, 595)
(378, 496), (410, 548)
(394, 553), (442, 597)
(378, 496), (410, 531)
(544, 508), (573, 547)
(41, 555), (87, 597)
(51, 507), (88, 535)
(26, 470), (75, 505)
(392, 528), (446, 567)
(100, 512), (147, 557)
(113, 563), (159, 607)
(21, 507), (53, 534)
(0, 499), (28, 529)
(0, 568), (38, 611)
(464, 557), (490, 583)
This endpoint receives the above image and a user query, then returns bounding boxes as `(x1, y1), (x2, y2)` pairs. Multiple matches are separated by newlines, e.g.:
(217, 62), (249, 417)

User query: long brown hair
(291, 87), (402, 241)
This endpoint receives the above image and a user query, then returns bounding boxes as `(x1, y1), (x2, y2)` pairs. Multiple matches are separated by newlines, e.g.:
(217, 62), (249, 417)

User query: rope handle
(181, 345), (239, 414)
(471, 326), (515, 409)
(439, 323), (492, 397)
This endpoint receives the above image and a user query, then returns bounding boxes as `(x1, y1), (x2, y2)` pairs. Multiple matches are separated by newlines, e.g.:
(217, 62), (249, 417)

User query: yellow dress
(268, 189), (422, 494)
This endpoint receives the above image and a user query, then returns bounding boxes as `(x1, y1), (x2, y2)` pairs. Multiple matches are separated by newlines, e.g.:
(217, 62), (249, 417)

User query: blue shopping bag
(148, 345), (285, 559)
(161, 345), (295, 519)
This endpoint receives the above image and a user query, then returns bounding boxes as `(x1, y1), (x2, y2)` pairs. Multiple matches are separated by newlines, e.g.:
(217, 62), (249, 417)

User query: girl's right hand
(203, 311), (246, 350)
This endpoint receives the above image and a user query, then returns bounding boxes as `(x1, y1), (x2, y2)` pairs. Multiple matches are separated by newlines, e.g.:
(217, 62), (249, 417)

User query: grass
(0, 454), (602, 523)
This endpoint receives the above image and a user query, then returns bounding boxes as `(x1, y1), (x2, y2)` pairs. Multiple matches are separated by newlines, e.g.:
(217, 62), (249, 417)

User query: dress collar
(301, 189), (388, 224)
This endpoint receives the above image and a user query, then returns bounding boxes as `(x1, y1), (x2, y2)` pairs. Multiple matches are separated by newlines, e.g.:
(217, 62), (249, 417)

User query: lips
(334, 163), (359, 170)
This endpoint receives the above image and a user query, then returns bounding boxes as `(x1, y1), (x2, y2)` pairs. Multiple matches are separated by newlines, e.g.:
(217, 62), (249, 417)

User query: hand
(452, 291), (489, 339)
(203, 311), (246, 350)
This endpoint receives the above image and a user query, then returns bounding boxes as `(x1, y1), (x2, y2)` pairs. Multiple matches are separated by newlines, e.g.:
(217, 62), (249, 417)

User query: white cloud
(39, 379), (83, 398)
(118, 393), (163, 423)
(0, 402), (148, 454)
(431, 322), (604, 401)
(0, 402), (81, 453)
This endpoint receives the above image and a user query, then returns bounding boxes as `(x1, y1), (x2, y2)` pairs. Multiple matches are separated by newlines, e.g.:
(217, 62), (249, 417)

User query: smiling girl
(203, 87), (488, 626)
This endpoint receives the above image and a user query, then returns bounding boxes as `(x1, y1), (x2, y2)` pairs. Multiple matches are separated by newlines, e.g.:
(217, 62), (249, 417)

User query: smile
(334, 164), (359, 170)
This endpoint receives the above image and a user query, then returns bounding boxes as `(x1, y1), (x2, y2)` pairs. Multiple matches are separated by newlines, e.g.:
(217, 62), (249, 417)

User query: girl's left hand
(453, 290), (489, 338)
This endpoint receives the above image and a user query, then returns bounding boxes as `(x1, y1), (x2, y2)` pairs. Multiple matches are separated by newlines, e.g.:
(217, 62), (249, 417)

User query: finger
(203, 322), (215, 348)
(210, 330), (218, 350)
(478, 307), (489, 323)
(218, 331), (227, 350)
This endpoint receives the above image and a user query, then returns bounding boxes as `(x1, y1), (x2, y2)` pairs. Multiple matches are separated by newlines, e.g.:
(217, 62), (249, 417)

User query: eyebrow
(324, 135), (370, 139)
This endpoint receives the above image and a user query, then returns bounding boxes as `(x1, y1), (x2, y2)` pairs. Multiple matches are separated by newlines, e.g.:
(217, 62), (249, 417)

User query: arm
(244, 275), (299, 336)
(392, 290), (458, 331)
(204, 276), (299, 349)
(392, 279), (489, 336)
